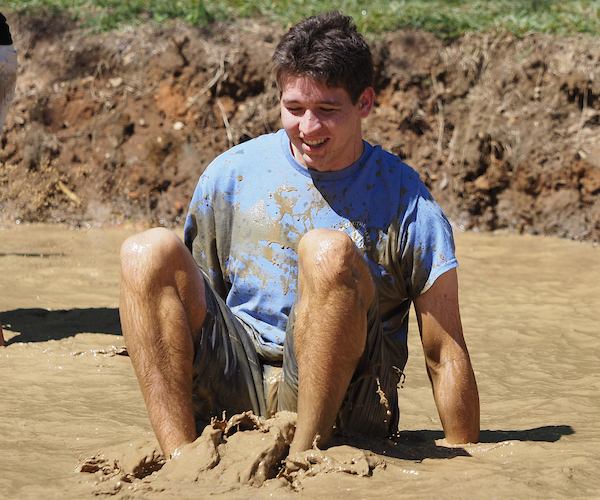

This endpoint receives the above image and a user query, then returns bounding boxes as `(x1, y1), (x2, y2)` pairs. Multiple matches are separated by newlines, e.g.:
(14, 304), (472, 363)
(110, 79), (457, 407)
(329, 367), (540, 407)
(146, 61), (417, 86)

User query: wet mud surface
(1, 225), (599, 499)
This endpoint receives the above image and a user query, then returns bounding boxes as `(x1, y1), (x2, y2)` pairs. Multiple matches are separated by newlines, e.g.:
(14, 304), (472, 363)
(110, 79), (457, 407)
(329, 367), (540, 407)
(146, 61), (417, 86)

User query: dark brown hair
(272, 11), (373, 104)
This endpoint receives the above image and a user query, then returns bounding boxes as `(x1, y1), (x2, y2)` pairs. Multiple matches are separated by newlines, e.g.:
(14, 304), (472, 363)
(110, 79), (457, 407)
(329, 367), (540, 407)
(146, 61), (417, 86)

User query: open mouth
(302, 138), (328, 149)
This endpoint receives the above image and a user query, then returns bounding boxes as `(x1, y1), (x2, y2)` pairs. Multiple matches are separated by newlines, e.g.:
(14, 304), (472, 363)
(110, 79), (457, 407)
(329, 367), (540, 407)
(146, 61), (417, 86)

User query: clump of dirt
(1, 14), (599, 241)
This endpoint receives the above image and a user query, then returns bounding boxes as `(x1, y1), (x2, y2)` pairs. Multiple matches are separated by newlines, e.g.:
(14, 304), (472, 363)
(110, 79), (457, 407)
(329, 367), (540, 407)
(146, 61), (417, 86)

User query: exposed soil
(1, 14), (599, 241)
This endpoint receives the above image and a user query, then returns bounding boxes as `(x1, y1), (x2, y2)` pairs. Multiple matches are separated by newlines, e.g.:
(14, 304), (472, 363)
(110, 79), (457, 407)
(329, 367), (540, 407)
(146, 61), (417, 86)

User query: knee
(120, 227), (186, 289)
(298, 229), (373, 298)
(298, 229), (354, 273)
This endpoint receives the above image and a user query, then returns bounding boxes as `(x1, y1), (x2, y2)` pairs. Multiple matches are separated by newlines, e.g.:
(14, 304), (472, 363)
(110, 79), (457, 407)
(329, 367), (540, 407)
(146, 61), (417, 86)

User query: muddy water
(0, 224), (598, 499)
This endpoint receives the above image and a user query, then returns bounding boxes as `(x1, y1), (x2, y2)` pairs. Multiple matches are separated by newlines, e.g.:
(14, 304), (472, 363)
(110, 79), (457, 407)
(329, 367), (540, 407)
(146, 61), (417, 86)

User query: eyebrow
(281, 97), (343, 106)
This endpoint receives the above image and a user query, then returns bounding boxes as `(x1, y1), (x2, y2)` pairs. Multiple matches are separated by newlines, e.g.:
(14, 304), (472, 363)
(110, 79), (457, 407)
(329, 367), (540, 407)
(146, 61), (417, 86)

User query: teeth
(304, 139), (326, 146)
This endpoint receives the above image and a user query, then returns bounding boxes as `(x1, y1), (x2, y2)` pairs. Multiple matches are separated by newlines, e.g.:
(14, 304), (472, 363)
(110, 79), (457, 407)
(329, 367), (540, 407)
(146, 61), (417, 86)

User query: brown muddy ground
(2, 225), (599, 499)
(1, 14), (599, 241)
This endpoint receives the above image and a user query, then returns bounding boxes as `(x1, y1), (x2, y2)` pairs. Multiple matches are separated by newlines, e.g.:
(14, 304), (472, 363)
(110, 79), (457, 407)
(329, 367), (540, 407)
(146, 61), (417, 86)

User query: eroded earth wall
(1, 15), (599, 241)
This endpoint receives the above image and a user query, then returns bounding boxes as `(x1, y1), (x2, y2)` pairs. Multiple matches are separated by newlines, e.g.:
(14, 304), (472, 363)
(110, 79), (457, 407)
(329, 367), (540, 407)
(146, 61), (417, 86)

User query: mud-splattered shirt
(184, 129), (457, 367)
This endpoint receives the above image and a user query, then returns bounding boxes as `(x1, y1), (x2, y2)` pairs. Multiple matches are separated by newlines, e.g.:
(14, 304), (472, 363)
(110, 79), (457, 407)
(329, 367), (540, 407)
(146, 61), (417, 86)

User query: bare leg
(289, 229), (375, 454)
(119, 227), (207, 458)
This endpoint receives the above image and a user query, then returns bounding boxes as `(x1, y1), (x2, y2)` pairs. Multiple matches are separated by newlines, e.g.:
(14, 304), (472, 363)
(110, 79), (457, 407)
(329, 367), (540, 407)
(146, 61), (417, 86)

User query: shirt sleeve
(184, 166), (231, 299)
(401, 182), (458, 299)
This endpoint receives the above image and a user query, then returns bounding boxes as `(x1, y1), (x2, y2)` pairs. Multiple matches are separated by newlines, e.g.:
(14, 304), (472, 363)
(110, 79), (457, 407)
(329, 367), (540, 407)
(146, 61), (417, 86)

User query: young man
(0, 12), (18, 347)
(120, 11), (479, 460)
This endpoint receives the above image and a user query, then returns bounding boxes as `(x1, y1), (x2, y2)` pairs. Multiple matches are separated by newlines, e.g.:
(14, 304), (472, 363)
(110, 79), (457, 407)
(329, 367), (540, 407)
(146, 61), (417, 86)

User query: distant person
(120, 11), (479, 463)
(0, 13), (16, 133)
(0, 12), (18, 346)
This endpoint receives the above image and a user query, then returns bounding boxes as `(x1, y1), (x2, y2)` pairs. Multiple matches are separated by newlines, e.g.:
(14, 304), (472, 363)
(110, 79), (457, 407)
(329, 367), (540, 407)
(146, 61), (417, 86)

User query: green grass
(4, 0), (600, 38)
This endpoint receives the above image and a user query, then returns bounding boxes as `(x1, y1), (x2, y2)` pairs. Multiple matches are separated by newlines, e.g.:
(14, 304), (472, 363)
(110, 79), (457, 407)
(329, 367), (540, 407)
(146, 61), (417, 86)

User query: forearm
(429, 356), (480, 444)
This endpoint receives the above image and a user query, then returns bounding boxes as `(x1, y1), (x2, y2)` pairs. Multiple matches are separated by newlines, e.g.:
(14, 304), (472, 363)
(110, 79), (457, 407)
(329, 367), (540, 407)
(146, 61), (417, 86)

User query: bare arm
(414, 268), (480, 444)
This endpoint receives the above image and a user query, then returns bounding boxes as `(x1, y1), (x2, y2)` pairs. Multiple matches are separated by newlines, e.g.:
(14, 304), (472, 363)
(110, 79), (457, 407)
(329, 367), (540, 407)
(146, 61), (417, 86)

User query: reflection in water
(0, 225), (598, 499)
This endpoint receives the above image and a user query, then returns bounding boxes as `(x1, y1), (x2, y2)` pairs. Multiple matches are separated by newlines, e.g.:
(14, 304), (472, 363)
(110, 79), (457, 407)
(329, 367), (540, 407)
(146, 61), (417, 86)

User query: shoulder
(366, 145), (424, 187)
(190, 131), (288, 205)
(214, 131), (283, 162)
(363, 145), (432, 216)
(373, 147), (454, 246)
(202, 131), (285, 178)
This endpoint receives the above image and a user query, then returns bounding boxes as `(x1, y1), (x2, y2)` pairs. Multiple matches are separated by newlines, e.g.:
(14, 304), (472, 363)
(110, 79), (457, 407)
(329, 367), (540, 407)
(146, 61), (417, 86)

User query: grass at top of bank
(4, 0), (600, 38)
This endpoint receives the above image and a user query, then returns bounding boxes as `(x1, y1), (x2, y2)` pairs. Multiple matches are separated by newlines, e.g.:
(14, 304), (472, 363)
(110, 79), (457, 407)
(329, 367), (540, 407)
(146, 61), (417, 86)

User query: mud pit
(2, 225), (599, 499)
(1, 14), (599, 241)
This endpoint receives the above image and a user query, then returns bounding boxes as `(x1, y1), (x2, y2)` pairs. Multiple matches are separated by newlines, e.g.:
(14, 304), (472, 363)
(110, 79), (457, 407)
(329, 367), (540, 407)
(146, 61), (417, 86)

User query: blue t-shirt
(184, 129), (457, 368)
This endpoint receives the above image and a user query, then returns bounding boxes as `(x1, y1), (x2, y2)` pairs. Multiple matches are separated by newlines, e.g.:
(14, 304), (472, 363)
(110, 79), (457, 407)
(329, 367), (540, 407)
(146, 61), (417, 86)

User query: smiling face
(280, 75), (374, 172)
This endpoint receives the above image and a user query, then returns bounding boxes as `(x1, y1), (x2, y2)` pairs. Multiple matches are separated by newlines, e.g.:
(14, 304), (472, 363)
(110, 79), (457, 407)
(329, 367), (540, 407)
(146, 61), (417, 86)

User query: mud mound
(1, 15), (599, 241)
(75, 410), (465, 497)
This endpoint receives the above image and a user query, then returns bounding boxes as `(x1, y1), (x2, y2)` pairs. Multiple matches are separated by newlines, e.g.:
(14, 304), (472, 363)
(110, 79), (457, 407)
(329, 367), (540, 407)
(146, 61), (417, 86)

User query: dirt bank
(1, 14), (599, 241)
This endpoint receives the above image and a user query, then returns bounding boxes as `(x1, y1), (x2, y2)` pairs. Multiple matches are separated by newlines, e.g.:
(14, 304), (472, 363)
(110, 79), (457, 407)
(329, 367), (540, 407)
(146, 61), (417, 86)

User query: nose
(299, 109), (321, 135)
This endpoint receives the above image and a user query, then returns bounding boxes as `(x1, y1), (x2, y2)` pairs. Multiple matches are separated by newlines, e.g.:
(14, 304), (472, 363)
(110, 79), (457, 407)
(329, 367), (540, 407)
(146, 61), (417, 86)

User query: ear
(358, 87), (375, 118)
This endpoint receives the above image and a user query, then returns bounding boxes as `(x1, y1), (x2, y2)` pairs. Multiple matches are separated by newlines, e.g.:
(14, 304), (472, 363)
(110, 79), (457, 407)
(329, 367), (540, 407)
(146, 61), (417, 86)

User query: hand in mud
(160, 425), (224, 482)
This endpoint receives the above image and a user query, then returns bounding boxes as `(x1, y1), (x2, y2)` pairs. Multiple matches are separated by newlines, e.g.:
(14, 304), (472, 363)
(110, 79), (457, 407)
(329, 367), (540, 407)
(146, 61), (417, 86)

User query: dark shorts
(192, 277), (402, 437)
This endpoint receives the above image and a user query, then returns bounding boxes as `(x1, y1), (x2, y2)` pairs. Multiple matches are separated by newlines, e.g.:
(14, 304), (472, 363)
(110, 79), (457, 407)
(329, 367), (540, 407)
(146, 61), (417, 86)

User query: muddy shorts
(0, 44), (17, 133)
(192, 276), (402, 437)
